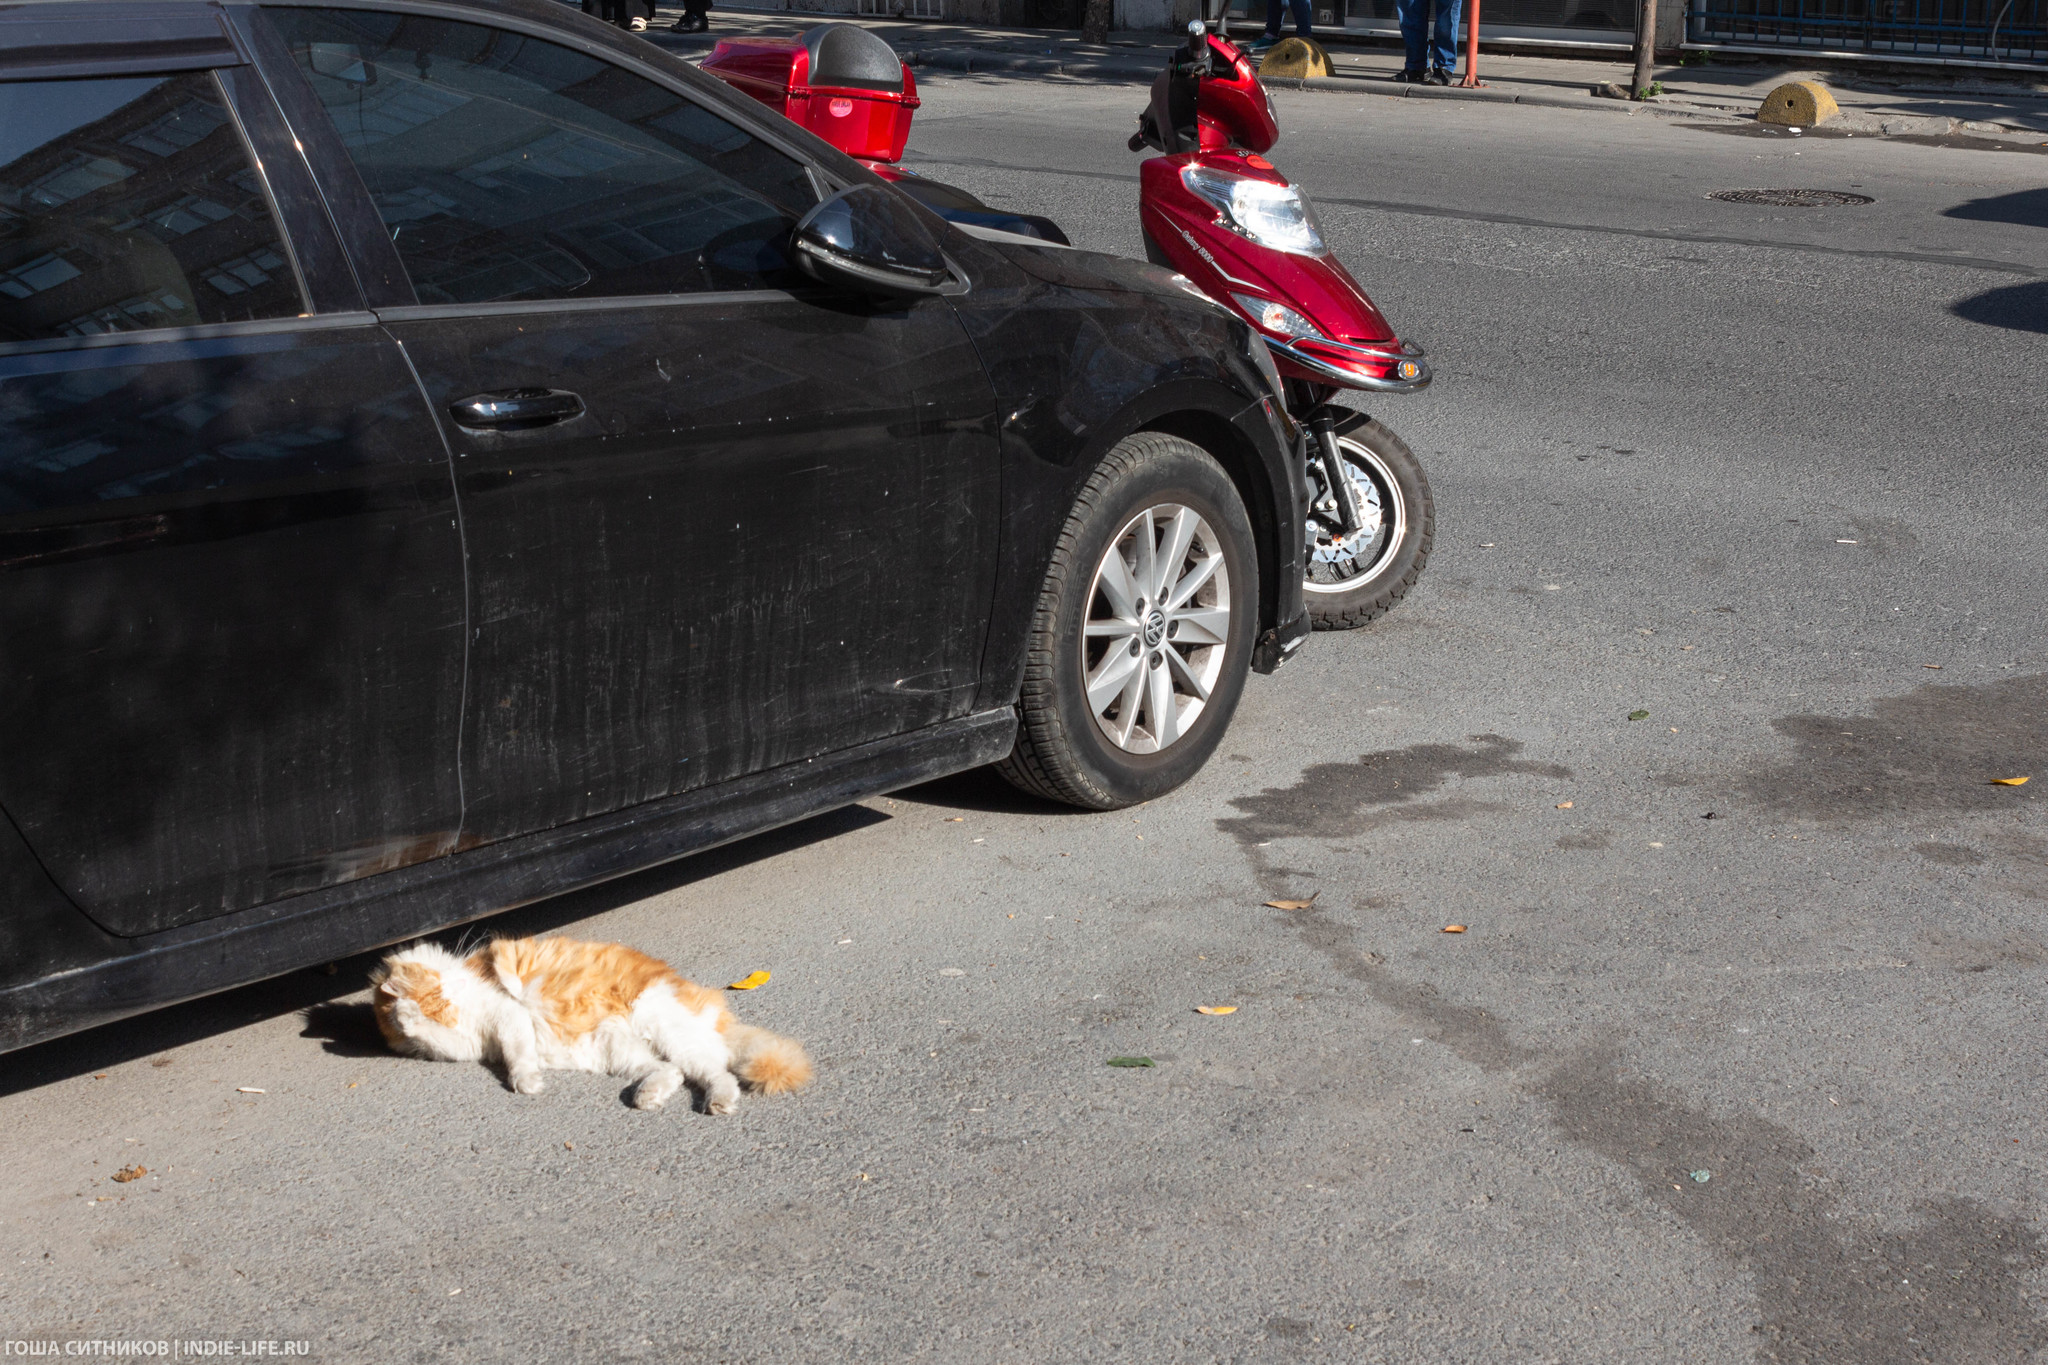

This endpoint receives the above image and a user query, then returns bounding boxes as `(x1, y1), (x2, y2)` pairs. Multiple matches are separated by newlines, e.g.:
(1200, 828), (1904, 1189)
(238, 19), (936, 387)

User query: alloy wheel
(1081, 503), (1232, 754)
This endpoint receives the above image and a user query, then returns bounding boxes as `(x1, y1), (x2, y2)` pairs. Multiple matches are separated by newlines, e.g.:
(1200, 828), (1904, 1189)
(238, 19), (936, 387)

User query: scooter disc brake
(1307, 465), (1385, 567)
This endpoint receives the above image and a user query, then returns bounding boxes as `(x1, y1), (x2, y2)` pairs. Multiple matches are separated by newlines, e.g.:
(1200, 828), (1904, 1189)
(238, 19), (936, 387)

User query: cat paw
(634, 1068), (684, 1111)
(705, 1076), (741, 1115)
(512, 1073), (546, 1095)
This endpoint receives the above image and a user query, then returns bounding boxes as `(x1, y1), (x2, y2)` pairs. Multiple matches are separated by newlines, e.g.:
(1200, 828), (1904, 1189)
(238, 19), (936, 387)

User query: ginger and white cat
(370, 936), (810, 1113)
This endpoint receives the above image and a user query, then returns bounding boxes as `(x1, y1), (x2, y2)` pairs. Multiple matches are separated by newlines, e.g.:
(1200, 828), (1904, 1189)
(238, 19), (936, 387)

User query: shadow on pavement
(1944, 187), (2048, 227)
(0, 804), (888, 1097)
(1951, 281), (2048, 333)
(889, 764), (1081, 815)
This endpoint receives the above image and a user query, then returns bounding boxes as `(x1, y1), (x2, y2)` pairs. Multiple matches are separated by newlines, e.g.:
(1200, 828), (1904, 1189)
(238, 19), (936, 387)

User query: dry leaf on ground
(1442, 925), (1467, 934)
(1991, 776), (2030, 786)
(1195, 1006), (1238, 1016)
(111, 1165), (146, 1183)
(1555, 801), (1574, 809)
(727, 970), (771, 990)
(1264, 892), (1319, 910)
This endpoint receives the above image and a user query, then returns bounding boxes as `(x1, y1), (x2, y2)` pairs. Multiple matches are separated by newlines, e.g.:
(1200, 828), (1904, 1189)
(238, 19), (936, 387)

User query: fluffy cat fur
(370, 936), (811, 1112)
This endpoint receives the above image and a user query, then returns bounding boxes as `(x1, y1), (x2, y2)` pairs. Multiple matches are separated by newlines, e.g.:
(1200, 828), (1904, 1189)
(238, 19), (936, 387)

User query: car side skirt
(0, 709), (1018, 1054)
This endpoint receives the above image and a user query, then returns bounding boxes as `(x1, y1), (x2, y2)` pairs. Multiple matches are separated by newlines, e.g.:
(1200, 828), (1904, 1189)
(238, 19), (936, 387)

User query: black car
(0, 0), (1309, 1051)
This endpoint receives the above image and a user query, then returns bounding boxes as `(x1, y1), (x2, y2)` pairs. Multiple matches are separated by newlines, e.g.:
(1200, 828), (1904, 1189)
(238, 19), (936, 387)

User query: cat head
(369, 943), (479, 1060)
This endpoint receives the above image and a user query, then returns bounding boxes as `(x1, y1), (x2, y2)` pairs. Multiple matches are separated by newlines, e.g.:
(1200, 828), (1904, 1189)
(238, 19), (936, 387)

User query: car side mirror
(792, 185), (955, 298)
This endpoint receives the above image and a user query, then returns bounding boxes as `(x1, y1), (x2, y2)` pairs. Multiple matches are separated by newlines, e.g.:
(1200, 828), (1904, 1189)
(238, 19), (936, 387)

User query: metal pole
(1458, 0), (1485, 84)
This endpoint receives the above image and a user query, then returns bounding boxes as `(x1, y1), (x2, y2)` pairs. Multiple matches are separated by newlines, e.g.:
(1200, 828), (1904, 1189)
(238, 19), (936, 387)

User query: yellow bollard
(1258, 37), (1333, 81)
(1757, 80), (1840, 127)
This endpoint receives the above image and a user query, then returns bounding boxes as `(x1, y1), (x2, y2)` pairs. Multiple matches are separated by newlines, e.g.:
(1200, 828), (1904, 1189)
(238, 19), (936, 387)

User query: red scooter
(1131, 21), (1433, 629)
(706, 21), (1431, 629)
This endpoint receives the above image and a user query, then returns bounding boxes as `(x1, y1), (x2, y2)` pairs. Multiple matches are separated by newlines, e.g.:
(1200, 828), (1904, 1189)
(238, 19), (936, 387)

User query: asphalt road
(4, 74), (2046, 1365)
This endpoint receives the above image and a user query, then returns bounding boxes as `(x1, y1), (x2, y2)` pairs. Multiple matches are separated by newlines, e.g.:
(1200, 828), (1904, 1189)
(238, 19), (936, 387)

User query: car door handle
(448, 388), (585, 431)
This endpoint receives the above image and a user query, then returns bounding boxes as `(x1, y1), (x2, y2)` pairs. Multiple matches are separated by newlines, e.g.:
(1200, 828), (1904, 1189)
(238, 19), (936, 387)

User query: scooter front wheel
(1303, 418), (1433, 630)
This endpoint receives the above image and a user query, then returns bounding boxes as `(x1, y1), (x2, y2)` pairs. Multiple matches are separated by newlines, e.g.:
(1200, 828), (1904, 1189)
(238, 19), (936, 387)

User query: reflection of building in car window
(273, 7), (820, 305)
(0, 73), (301, 345)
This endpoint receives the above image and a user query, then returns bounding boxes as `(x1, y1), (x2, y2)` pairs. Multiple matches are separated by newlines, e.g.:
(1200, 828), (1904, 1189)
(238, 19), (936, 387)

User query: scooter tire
(994, 433), (1259, 811)
(1304, 417), (1433, 631)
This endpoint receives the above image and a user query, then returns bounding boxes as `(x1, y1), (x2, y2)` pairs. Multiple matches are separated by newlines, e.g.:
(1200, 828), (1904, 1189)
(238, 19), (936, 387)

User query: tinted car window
(0, 74), (303, 344)
(268, 8), (820, 304)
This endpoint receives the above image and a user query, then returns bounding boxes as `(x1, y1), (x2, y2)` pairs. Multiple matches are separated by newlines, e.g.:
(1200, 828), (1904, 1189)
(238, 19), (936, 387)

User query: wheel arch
(1138, 406), (1284, 651)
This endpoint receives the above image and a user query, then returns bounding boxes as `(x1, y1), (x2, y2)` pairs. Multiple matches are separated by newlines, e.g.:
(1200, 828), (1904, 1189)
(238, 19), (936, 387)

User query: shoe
(1248, 35), (1280, 52)
(629, 15), (646, 28)
(1424, 66), (1451, 84)
(1393, 67), (1425, 82)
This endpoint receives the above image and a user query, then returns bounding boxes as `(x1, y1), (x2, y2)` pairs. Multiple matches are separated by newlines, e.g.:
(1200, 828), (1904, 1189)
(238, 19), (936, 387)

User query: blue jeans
(1263, 0), (1312, 37)
(1397, 0), (1461, 73)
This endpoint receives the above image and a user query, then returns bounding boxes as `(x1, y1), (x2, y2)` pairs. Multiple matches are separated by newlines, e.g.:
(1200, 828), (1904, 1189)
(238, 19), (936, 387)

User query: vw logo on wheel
(1142, 607), (1167, 648)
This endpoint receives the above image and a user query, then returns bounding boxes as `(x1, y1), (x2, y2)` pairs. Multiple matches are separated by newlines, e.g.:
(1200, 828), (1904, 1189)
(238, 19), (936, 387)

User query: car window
(267, 8), (820, 305)
(0, 73), (304, 344)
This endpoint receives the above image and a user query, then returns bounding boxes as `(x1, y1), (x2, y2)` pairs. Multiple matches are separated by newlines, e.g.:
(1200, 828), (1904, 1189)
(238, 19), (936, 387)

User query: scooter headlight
(1181, 165), (1328, 258)
(1230, 292), (1323, 340)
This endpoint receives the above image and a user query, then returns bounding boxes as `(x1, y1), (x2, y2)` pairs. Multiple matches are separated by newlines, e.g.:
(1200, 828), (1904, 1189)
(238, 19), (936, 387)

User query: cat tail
(725, 1023), (812, 1095)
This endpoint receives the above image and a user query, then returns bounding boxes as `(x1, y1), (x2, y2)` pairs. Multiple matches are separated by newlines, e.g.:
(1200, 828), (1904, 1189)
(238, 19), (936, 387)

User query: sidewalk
(644, 8), (2048, 144)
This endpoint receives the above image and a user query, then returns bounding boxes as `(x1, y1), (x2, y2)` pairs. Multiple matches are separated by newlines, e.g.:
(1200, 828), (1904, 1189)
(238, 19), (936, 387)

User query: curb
(905, 45), (1159, 79)
(1266, 74), (1744, 120)
(907, 48), (1743, 120)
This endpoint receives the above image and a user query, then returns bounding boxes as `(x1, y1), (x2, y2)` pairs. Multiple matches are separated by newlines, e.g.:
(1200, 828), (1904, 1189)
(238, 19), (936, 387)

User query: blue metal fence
(1689, 0), (2047, 64)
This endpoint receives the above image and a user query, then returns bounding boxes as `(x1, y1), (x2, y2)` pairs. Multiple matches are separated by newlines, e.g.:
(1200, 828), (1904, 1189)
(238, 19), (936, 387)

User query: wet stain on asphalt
(1280, 899), (1526, 1072)
(1736, 673), (2046, 822)
(1540, 1052), (2047, 1364)
(1233, 731), (2048, 1358)
(1281, 892), (2048, 1359)
(1216, 734), (1571, 847)
(1914, 841), (1986, 866)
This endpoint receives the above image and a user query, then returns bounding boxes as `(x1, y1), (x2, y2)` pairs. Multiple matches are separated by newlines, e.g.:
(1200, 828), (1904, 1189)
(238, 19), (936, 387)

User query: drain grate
(1709, 188), (1875, 207)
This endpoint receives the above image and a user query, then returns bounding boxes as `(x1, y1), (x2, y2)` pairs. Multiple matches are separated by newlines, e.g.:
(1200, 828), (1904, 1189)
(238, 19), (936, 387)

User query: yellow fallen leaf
(1991, 776), (2030, 786)
(943, 817), (964, 822)
(1442, 925), (1467, 934)
(1263, 892), (1319, 910)
(727, 970), (771, 990)
(1194, 1005), (1238, 1016)
(1555, 801), (1574, 809)
(111, 1165), (146, 1183)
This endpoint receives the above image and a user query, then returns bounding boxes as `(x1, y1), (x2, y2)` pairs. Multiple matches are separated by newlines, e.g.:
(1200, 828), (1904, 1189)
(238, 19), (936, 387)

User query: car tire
(995, 432), (1259, 810)
(1304, 418), (1433, 631)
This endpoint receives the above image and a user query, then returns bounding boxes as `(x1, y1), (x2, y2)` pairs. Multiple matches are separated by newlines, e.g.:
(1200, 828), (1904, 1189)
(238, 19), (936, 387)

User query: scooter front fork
(1306, 406), (1365, 537)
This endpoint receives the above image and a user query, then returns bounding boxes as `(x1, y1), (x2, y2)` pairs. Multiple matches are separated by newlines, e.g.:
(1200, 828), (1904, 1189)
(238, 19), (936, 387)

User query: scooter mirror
(792, 185), (954, 298)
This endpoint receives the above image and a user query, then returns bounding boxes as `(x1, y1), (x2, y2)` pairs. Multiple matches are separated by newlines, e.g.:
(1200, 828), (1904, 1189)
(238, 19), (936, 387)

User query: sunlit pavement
(3, 75), (2044, 1363)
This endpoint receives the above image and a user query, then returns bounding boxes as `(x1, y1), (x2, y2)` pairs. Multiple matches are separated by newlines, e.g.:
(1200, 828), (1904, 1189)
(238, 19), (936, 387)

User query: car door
(260, 5), (1001, 845)
(0, 7), (466, 936)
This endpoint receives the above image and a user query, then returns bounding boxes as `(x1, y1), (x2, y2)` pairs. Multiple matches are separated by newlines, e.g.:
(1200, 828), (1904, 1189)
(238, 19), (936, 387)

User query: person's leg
(1395, 0), (1428, 73)
(1288, 0), (1312, 37)
(1431, 0), (1463, 75)
(1263, 0), (1285, 38)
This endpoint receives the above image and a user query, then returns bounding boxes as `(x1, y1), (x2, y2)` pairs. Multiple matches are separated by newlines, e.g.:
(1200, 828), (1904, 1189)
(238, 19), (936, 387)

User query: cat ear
(376, 979), (400, 997)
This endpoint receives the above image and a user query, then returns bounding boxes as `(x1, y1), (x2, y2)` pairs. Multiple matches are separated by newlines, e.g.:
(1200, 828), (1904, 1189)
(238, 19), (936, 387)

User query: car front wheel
(995, 432), (1259, 810)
